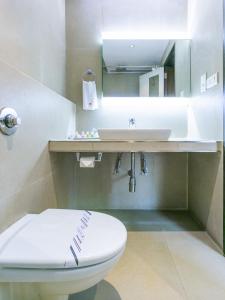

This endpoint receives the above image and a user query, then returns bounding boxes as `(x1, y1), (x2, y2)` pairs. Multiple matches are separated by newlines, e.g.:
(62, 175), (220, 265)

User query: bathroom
(0, 0), (224, 299)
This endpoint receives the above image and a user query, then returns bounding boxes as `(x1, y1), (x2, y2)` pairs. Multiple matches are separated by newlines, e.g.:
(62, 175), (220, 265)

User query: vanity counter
(48, 140), (221, 153)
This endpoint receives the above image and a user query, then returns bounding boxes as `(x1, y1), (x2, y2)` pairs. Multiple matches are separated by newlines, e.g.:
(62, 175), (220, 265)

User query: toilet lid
(0, 209), (127, 269)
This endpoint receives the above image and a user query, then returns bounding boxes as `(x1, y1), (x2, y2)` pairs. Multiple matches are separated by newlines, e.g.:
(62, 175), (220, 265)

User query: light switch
(207, 72), (219, 89)
(200, 73), (207, 93)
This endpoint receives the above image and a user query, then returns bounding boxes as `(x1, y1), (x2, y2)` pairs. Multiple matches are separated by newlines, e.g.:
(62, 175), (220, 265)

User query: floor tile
(70, 212), (225, 300)
(106, 235), (187, 300)
(165, 232), (225, 299)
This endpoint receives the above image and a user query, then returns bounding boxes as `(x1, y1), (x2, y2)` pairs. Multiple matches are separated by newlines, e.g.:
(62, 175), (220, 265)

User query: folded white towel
(82, 80), (98, 110)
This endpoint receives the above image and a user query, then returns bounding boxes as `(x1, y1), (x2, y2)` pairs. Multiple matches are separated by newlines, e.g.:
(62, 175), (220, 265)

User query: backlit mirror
(102, 39), (191, 98)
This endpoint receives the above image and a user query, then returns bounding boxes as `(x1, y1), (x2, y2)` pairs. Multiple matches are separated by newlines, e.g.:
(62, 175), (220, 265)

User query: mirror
(102, 39), (191, 98)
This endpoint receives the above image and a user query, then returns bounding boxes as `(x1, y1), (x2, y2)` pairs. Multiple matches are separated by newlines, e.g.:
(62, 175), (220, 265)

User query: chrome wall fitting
(140, 153), (148, 175)
(128, 117), (136, 129)
(0, 107), (21, 135)
(114, 153), (123, 174)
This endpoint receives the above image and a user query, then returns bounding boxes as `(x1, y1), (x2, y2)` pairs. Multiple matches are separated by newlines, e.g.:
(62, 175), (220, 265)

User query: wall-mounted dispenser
(0, 107), (21, 135)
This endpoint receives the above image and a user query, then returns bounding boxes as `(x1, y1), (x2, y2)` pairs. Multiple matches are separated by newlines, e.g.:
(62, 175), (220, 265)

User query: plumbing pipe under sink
(128, 152), (136, 193)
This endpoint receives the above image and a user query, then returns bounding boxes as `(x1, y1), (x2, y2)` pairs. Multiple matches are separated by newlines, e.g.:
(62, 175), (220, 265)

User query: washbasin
(98, 129), (171, 141)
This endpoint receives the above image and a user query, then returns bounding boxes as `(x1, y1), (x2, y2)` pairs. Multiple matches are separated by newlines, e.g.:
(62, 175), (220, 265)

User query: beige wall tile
(0, 60), (75, 232)
(188, 0), (223, 140)
(66, 48), (102, 103)
(65, 0), (190, 212)
(66, 0), (102, 49)
(58, 153), (188, 210)
(65, 0), (189, 137)
(185, 0), (224, 249)
(0, 284), (11, 300)
(0, 0), (66, 96)
(101, 0), (188, 34)
(188, 152), (223, 248)
(0, 61), (75, 201)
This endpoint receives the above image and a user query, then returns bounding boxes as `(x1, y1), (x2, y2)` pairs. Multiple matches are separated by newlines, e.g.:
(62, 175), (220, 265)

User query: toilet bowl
(0, 209), (127, 300)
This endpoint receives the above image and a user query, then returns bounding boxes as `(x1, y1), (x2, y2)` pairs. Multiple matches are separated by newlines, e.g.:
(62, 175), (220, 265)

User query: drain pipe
(128, 152), (136, 193)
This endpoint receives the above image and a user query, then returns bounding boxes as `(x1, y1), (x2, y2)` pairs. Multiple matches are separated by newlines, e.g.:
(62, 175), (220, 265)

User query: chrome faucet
(129, 117), (136, 129)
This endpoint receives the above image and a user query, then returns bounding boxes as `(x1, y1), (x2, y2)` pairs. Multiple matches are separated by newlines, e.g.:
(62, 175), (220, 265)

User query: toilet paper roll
(80, 157), (95, 168)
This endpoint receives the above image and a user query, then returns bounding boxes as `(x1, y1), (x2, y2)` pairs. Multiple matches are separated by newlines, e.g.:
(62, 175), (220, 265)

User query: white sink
(98, 129), (171, 141)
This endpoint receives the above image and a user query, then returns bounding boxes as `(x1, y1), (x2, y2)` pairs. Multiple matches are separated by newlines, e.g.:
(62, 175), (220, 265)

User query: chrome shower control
(0, 107), (21, 135)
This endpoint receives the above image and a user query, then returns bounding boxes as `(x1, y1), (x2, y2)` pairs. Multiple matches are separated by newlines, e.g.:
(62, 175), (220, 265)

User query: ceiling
(103, 39), (170, 72)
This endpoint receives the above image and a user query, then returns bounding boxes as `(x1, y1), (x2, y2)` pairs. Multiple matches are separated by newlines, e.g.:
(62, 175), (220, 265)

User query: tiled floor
(70, 210), (225, 300)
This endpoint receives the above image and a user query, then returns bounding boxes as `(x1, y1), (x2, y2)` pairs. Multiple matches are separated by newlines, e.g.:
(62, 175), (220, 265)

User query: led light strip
(102, 31), (191, 40)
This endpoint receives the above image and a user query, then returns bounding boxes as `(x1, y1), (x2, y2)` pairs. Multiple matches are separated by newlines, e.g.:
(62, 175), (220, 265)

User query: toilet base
(0, 249), (125, 300)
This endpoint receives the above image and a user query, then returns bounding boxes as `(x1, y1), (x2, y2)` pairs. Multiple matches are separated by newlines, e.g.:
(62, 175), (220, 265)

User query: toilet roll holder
(76, 152), (103, 162)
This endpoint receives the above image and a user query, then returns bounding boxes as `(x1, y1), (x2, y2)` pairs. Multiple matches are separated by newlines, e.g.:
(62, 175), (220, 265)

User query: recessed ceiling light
(130, 44), (135, 48)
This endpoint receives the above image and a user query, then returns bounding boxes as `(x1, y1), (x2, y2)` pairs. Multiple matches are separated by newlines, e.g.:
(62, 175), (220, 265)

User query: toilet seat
(0, 246), (125, 283)
(0, 209), (127, 271)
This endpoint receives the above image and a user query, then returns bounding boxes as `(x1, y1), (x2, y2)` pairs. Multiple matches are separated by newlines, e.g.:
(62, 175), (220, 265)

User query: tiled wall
(0, 0), (66, 96)
(64, 0), (189, 210)
(78, 98), (188, 138)
(66, 0), (189, 133)
(0, 0), (75, 232)
(188, 0), (223, 141)
(188, 0), (223, 248)
(63, 153), (188, 211)
(0, 60), (75, 232)
(0, 0), (222, 250)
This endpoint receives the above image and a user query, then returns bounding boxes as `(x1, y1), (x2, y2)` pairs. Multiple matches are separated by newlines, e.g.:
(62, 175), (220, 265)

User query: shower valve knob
(4, 114), (21, 128)
(0, 107), (21, 135)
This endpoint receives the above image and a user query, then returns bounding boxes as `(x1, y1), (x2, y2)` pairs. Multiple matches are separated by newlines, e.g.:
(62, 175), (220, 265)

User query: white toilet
(0, 209), (127, 300)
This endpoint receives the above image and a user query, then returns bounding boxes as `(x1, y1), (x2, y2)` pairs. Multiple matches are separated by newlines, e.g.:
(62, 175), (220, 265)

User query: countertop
(48, 139), (221, 153)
